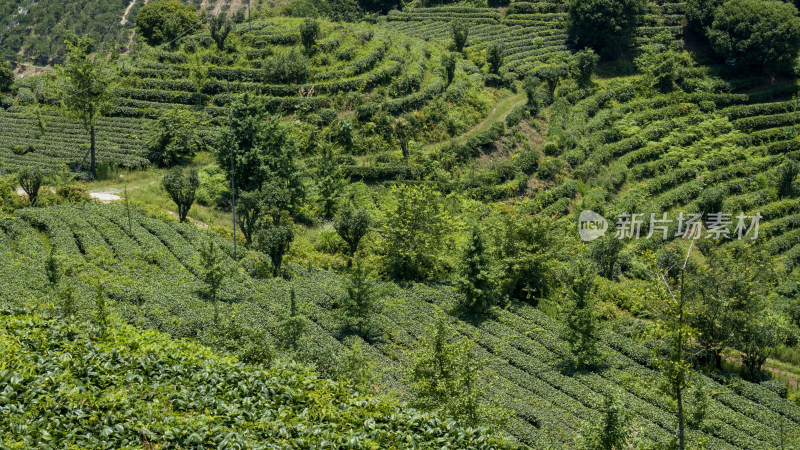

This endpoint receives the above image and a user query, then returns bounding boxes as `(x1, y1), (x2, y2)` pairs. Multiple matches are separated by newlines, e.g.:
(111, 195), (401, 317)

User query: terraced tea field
(1, 203), (798, 447)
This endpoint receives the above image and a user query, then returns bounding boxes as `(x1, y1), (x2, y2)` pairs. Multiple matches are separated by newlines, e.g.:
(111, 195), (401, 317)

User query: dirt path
(120, 0), (136, 25)
(421, 91), (527, 152)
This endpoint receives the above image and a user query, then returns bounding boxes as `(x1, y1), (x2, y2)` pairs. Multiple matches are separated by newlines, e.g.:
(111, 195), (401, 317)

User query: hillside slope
(1, 204), (799, 447)
(0, 305), (507, 448)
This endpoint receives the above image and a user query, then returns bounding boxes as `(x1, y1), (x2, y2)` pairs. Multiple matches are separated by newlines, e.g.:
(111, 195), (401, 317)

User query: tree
(147, 108), (201, 167)
(199, 239), (229, 326)
(316, 143), (345, 219)
(685, 0), (725, 32)
(411, 317), (493, 427)
(563, 260), (601, 370)
(494, 214), (560, 303)
(583, 393), (632, 450)
(161, 167), (199, 222)
(383, 184), (449, 280)
(357, 0), (402, 13)
(278, 288), (306, 349)
(217, 96), (305, 208)
(208, 14), (232, 52)
(486, 43), (503, 75)
(535, 64), (567, 102)
(523, 75), (543, 109)
(45, 247), (60, 291)
(776, 159), (799, 199)
(651, 242), (696, 450)
(257, 224), (294, 278)
(334, 207), (371, 268)
(0, 60), (13, 92)
(59, 35), (114, 178)
(457, 227), (495, 313)
(442, 52), (457, 86)
(451, 21), (469, 53)
(136, 0), (197, 47)
(571, 49), (599, 88)
(568, 0), (645, 57)
(706, 0), (800, 72)
(235, 189), (262, 247)
(589, 234), (623, 280)
(300, 19), (321, 53)
(393, 117), (412, 162)
(17, 166), (44, 206)
(635, 32), (693, 92)
(340, 260), (379, 335)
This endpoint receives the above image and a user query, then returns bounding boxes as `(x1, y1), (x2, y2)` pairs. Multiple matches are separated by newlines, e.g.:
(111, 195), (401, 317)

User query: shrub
(147, 108), (202, 167)
(263, 48), (310, 84)
(707, 0), (800, 72)
(0, 60), (13, 92)
(56, 184), (91, 204)
(17, 166), (44, 206)
(161, 168), (199, 222)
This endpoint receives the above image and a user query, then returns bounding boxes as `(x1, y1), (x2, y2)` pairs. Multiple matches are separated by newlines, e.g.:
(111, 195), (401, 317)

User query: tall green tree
(339, 260), (380, 336)
(59, 36), (114, 178)
(706, 0), (800, 72)
(571, 49), (599, 88)
(583, 393), (632, 450)
(457, 227), (495, 313)
(568, 0), (645, 57)
(161, 168), (199, 222)
(563, 260), (601, 370)
(147, 108), (201, 167)
(199, 239), (229, 326)
(334, 207), (371, 268)
(209, 14), (232, 52)
(316, 143), (345, 219)
(382, 184), (449, 280)
(451, 21), (469, 53)
(589, 234), (623, 280)
(441, 52), (457, 86)
(486, 43), (503, 75)
(300, 19), (321, 53)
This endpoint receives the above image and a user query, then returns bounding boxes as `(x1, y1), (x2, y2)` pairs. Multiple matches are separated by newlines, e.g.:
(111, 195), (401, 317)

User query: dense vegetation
(2, 0), (800, 448)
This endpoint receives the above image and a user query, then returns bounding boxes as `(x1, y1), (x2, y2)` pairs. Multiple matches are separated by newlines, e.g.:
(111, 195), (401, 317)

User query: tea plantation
(0, 204), (798, 447)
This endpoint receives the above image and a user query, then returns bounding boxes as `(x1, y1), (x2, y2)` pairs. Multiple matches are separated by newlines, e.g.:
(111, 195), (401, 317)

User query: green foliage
(17, 166), (44, 206)
(582, 393), (632, 450)
(257, 224), (294, 278)
(571, 49), (599, 88)
(457, 227), (496, 313)
(136, 0), (197, 47)
(335, 207), (371, 267)
(58, 35), (114, 178)
(411, 317), (490, 428)
(494, 213), (560, 303)
(563, 260), (601, 370)
(0, 309), (508, 448)
(451, 21), (469, 53)
(300, 19), (321, 53)
(147, 108), (201, 167)
(161, 167), (199, 222)
(0, 61), (12, 92)
(706, 0), (800, 72)
(382, 184), (449, 280)
(263, 48), (310, 83)
(339, 260), (380, 335)
(486, 43), (503, 75)
(442, 52), (457, 86)
(279, 288), (307, 349)
(199, 239), (229, 326)
(94, 285), (108, 337)
(316, 143), (345, 219)
(685, 0), (725, 32)
(589, 235), (623, 280)
(776, 159), (799, 199)
(44, 247), (60, 291)
(208, 14), (232, 52)
(635, 33), (693, 92)
(284, 0), (363, 22)
(568, 0), (646, 57)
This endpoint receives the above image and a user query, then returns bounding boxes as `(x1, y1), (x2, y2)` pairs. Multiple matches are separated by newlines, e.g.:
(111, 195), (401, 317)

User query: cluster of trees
(687, 0), (800, 72)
